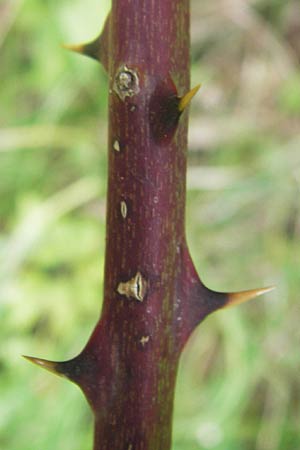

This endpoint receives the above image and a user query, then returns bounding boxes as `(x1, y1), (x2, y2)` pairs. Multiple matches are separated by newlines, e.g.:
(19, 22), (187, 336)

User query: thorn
(62, 34), (101, 61)
(23, 355), (64, 377)
(178, 84), (202, 113)
(225, 285), (275, 309)
(62, 43), (85, 54)
(62, 13), (110, 71)
(22, 355), (78, 381)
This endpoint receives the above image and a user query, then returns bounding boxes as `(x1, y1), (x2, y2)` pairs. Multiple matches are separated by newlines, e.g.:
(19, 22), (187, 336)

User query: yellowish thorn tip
(178, 84), (202, 112)
(62, 43), (85, 54)
(225, 285), (275, 309)
(22, 355), (62, 377)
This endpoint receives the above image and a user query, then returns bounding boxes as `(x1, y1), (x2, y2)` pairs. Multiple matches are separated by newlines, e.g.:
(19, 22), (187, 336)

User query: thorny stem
(25, 1), (274, 449)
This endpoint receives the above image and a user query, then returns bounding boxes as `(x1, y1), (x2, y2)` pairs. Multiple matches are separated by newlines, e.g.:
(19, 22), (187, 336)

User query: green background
(1, 0), (299, 449)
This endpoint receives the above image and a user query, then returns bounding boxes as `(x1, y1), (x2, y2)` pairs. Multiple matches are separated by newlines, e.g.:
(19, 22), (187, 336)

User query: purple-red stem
(25, 2), (274, 449)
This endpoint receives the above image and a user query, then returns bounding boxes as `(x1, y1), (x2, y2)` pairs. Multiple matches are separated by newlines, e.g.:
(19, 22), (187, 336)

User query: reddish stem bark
(91, 3), (194, 447)
(25, 1), (273, 449)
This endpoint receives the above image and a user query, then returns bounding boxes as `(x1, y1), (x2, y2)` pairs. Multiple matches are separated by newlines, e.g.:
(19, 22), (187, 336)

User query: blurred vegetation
(0, 0), (299, 449)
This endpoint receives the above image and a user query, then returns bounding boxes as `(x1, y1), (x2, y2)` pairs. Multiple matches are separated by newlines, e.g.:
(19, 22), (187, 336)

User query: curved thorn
(178, 84), (202, 112)
(225, 285), (275, 309)
(22, 355), (67, 379)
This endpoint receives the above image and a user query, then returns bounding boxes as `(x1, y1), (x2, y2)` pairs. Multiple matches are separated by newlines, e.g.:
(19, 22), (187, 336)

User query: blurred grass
(0, 0), (300, 449)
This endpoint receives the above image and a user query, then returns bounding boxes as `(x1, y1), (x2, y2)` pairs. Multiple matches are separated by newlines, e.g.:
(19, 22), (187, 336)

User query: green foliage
(278, 75), (300, 115)
(1, 0), (299, 449)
